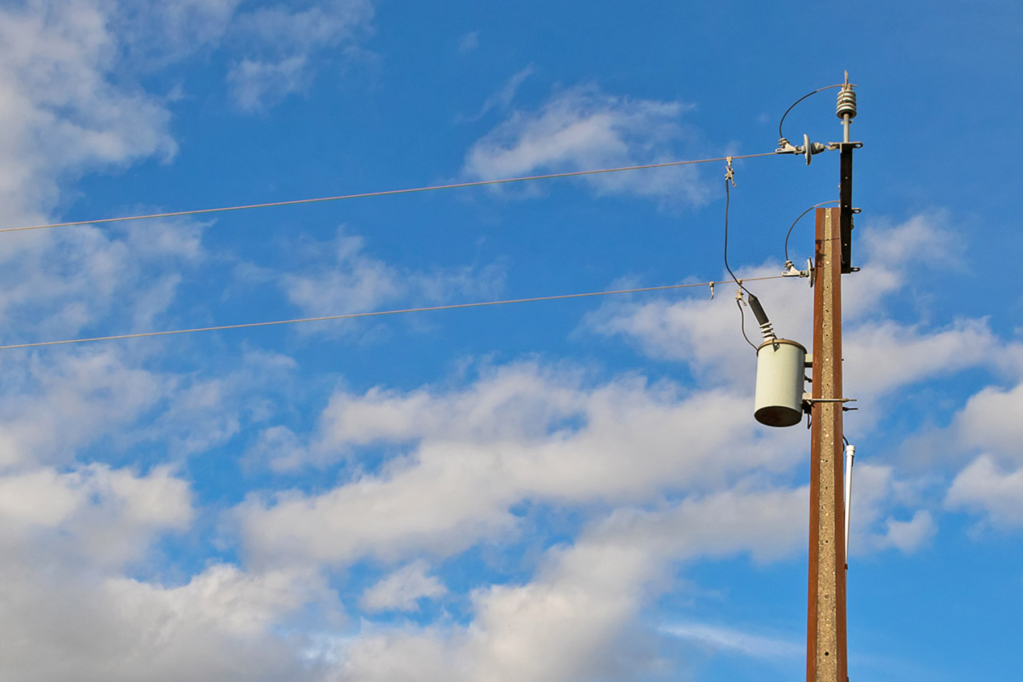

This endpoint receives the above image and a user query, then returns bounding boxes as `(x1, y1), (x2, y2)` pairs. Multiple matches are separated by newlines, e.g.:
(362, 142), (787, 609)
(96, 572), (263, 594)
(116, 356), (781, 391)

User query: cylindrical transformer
(754, 338), (807, 427)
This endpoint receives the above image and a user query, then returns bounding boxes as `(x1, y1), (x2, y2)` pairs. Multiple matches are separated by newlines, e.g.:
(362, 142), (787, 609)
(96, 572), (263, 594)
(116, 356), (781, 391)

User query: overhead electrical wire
(0, 147), (794, 350)
(777, 83), (852, 142)
(784, 200), (840, 263)
(0, 152), (780, 235)
(0, 275), (790, 351)
(721, 176), (758, 352)
(734, 298), (757, 351)
(722, 177), (749, 297)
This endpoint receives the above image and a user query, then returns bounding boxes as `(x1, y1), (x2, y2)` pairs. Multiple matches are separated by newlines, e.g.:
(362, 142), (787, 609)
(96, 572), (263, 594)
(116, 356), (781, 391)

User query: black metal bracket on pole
(838, 141), (862, 274)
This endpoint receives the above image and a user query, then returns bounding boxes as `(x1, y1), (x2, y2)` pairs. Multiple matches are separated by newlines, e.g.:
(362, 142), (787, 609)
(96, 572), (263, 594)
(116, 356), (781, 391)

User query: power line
(720, 173), (758, 352)
(722, 176), (748, 297)
(778, 84), (850, 142)
(784, 200), (839, 264)
(0, 152), (780, 235)
(0, 275), (789, 351)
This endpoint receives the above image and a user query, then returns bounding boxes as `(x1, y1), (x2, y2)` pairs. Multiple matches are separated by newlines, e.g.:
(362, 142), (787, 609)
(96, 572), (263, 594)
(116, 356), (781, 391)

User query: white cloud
(0, 0), (373, 118)
(463, 84), (710, 204)
(333, 627), (458, 682)
(0, 463), (192, 567)
(0, 344), (299, 474)
(228, 55), (310, 111)
(843, 319), (996, 398)
(278, 229), (505, 322)
(360, 560), (446, 612)
(874, 510), (936, 552)
(336, 486), (808, 682)
(946, 455), (1023, 527)
(587, 214), (986, 400)
(227, 0), (375, 111)
(116, 0), (245, 67)
(238, 361), (809, 567)
(138, 348), (299, 459)
(0, 2), (221, 347)
(0, 0), (176, 223)
(248, 425), (311, 472)
(0, 350), (166, 470)
(0, 562), (334, 682)
(946, 382), (1023, 464)
(585, 271), (804, 387)
(0, 218), (209, 344)
(841, 211), (959, 320)
(847, 463), (936, 556)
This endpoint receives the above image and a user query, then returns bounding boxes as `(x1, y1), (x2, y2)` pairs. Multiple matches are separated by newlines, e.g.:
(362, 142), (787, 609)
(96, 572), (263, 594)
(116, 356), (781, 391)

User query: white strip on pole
(844, 444), (855, 567)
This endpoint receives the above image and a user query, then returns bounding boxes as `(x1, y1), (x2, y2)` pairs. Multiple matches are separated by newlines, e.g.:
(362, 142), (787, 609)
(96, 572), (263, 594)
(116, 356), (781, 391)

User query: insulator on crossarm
(836, 88), (857, 120)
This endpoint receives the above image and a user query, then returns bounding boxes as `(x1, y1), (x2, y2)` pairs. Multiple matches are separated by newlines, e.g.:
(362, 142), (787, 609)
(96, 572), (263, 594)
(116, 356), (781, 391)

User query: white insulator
(836, 88), (857, 119)
(754, 339), (807, 428)
(759, 321), (776, 341)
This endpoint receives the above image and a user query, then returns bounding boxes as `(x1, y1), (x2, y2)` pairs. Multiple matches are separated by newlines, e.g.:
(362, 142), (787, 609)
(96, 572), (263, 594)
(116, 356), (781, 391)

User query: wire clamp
(709, 282), (715, 299)
(782, 259), (815, 287)
(776, 138), (800, 154)
(724, 157), (736, 187)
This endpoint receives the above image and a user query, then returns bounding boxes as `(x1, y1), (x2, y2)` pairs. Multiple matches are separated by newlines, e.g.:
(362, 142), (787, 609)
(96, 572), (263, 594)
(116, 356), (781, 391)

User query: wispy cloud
(463, 84), (711, 204)
(947, 455), (1023, 527)
(226, 0), (375, 111)
(662, 621), (803, 661)
(272, 228), (505, 324)
(360, 560), (446, 612)
(458, 65), (535, 122)
(458, 30), (480, 54)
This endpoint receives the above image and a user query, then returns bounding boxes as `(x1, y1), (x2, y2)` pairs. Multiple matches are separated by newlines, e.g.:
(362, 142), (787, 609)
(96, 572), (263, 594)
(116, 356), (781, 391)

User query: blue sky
(0, 1), (1020, 680)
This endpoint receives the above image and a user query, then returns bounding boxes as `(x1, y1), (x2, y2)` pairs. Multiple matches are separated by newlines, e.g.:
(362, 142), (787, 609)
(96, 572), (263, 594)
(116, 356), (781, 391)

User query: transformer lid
(756, 338), (807, 354)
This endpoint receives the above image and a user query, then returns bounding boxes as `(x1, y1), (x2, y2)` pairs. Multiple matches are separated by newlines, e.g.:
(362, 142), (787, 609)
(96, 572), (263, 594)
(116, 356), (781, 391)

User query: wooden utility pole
(805, 73), (859, 682)
(806, 206), (848, 682)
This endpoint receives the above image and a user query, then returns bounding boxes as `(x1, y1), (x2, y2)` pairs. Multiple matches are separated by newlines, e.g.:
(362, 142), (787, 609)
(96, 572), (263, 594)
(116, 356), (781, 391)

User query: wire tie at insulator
(724, 157), (736, 187)
(776, 138), (800, 155)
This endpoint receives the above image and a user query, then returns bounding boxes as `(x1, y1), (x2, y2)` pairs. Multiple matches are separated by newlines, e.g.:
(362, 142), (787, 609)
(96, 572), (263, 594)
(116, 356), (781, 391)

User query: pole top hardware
(776, 133), (830, 165)
(782, 258), (816, 287)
